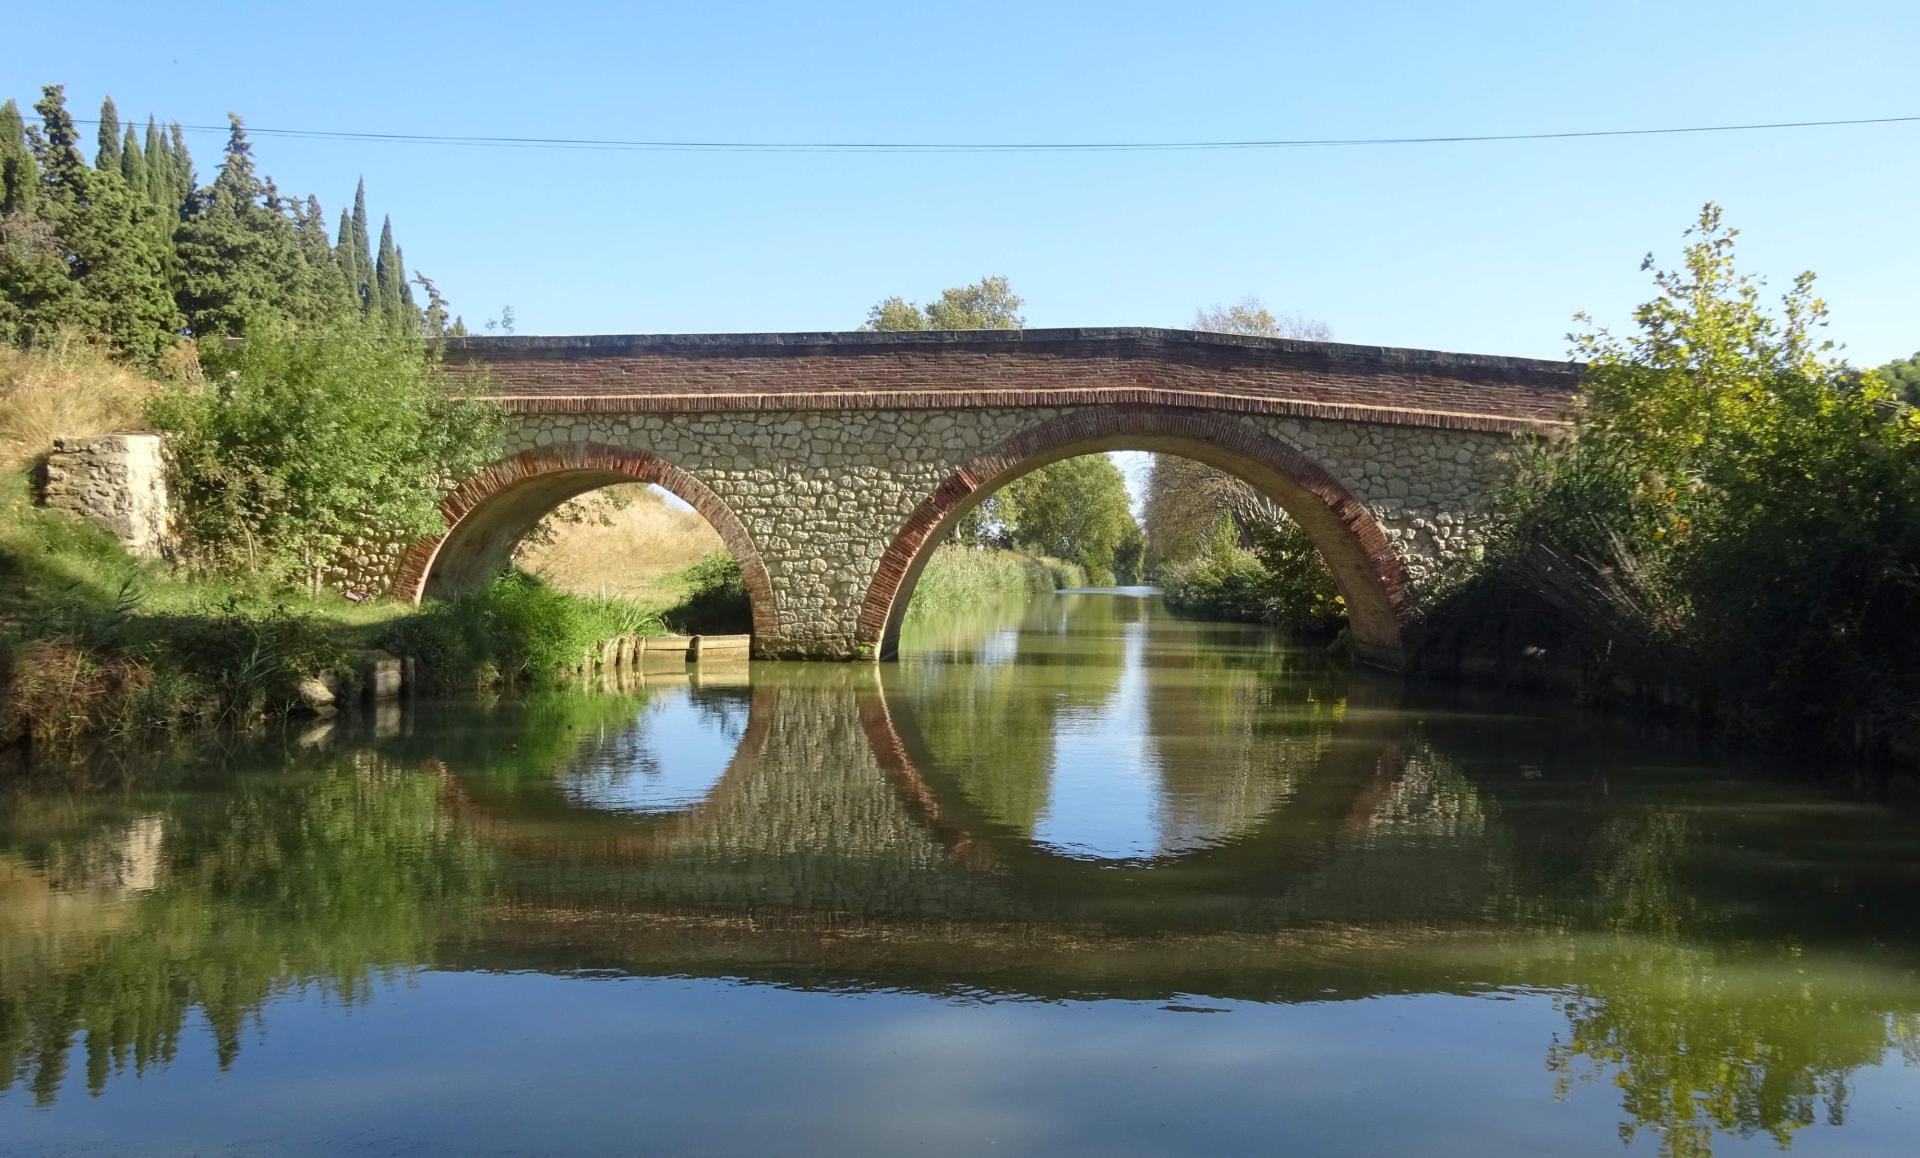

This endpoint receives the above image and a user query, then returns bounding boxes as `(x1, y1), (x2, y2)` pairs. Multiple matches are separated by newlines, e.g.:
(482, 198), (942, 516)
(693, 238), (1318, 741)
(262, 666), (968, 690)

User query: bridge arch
(859, 407), (1412, 668)
(393, 442), (778, 638)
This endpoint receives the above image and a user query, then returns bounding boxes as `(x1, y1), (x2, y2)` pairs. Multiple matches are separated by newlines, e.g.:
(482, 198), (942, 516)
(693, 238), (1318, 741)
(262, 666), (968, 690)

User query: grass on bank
(904, 545), (1087, 620)
(0, 467), (745, 756)
(0, 335), (171, 477)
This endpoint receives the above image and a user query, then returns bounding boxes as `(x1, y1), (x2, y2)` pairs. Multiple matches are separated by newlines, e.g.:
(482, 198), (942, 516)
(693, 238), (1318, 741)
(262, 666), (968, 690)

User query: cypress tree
(350, 178), (372, 313)
(334, 207), (361, 310)
(298, 192), (353, 319)
(374, 214), (404, 332)
(0, 99), (39, 214)
(143, 117), (170, 209)
(168, 121), (195, 208)
(0, 97), (71, 345)
(118, 124), (145, 191)
(95, 96), (120, 172)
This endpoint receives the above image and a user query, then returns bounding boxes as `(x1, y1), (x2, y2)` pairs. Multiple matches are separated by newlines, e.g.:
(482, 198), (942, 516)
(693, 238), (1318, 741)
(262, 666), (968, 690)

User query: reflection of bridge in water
(441, 650), (1511, 997)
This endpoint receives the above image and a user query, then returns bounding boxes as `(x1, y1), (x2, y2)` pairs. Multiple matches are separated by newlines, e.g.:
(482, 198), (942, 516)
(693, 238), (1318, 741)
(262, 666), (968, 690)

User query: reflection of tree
(1142, 635), (1346, 854)
(0, 758), (490, 1106)
(1547, 813), (1920, 1157)
(903, 595), (1130, 837)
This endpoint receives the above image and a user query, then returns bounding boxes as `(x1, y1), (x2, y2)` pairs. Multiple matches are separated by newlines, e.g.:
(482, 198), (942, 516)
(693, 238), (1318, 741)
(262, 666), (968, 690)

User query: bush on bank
(0, 471), (357, 752)
(380, 570), (663, 691)
(1421, 205), (1920, 760)
(1157, 515), (1345, 639)
(148, 318), (503, 590)
(660, 550), (752, 635)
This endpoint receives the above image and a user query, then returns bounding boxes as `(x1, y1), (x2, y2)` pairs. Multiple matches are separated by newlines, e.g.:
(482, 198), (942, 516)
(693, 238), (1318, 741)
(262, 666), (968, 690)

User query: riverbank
(0, 471), (731, 762)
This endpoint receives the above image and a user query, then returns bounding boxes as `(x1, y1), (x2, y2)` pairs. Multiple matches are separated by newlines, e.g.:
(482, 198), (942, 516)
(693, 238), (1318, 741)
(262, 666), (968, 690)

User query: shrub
(1157, 518), (1344, 638)
(1431, 205), (1920, 756)
(382, 570), (662, 689)
(149, 318), (502, 589)
(660, 551), (751, 634)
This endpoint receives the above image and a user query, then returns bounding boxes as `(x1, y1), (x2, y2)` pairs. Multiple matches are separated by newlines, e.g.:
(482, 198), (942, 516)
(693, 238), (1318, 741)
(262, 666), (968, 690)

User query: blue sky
(11, 0), (1919, 364)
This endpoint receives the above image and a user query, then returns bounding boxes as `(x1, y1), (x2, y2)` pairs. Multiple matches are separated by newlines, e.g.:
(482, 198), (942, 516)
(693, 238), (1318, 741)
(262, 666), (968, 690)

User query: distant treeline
(0, 85), (458, 368)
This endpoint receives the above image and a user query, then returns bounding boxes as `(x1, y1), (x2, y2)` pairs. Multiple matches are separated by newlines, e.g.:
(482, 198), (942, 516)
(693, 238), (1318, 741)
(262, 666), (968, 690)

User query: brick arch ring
(391, 442), (778, 640)
(857, 407), (1413, 669)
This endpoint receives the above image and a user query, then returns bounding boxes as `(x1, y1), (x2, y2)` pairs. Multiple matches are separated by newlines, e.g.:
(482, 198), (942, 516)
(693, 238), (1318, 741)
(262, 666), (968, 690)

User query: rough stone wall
(491, 405), (1514, 658)
(38, 432), (175, 559)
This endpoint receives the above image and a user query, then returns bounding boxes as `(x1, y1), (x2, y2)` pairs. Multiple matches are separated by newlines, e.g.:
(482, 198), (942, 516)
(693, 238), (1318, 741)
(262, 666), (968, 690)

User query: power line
(46, 113), (1920, 154)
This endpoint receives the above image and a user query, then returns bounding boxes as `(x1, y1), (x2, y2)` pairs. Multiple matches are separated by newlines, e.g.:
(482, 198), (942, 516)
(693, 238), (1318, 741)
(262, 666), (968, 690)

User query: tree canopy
(864, 277), (1138, 579)
(1, 85), (453, 364)
(1880, 351), (1920, 407)
(864, 275), (1025, 331)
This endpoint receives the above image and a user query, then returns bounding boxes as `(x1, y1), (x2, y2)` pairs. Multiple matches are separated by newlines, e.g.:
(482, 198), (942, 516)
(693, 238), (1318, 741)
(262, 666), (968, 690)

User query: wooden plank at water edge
(690, 634), (751, 661)
(644, 635), (695, 654)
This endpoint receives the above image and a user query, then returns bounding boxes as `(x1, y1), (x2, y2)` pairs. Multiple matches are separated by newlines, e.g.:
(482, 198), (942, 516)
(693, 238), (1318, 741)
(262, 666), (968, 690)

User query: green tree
(1462, 204), (1920, 750)
(142, 116), (170, 209)
(1879, 351), (1920, 407)
(93, 96), (120, 173)
(372, 214), (417, 335)
(998, 455), (1141, 585)
(0, 99), (73, 343)
(863, 275), (1024, 331)
(1191, 295), (1330, 342)
(349, 178), (372, 312)
(2, 86), (180, 364)
(166, 121), (194, 211)
(172, 115), (317, 336)
(151, 319), (504, 587)
(0, 99), (38, 214)
(117, 123), (145, 192)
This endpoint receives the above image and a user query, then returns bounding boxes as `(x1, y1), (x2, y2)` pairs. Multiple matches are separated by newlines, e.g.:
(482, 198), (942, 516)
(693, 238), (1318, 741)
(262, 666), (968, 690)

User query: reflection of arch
(860, 407), (1412, 668)
(443, 683), (777, 862)
(862, 667), (1412, 901)
(392, 443), (777, 639)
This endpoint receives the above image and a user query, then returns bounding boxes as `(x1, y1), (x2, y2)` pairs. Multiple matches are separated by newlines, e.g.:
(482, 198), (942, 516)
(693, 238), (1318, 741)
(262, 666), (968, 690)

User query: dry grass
(0, 638), (155, 749)
(0, 335), (173, 476)
(516, 484), (723, 607)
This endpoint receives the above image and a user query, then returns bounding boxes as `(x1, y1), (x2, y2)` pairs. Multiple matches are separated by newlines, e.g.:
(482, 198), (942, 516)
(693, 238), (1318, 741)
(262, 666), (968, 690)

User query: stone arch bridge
(393, 328), (1575, 668)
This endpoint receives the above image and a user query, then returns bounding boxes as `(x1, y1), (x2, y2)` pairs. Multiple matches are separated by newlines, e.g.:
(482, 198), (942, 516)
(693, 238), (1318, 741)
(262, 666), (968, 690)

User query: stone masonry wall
(489, 405), (1515, 658)
(38, 432), (175, 559)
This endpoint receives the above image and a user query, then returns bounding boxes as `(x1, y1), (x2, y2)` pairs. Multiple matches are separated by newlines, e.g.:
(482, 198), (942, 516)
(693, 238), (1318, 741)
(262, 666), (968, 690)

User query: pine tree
(118, 123), (145, 191)
(172, 114), (309, 336)
(11, 86), (180, 362)
(95, 96), (120, 172)
(0, 98), (74, 344)
(297, 192), (353, 319)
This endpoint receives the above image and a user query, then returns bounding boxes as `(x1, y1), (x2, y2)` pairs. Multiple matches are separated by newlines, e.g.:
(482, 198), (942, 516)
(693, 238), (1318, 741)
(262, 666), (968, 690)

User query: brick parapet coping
(440, 328), (1580, 435)
(392, 443), (779, 640)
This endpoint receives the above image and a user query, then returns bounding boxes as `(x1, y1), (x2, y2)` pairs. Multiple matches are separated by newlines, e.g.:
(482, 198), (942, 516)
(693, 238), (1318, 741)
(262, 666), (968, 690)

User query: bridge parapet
(441, 328), (1577, 433)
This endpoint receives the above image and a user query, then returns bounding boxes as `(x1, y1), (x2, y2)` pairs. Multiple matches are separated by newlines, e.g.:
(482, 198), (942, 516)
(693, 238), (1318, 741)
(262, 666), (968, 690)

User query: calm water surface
(5, 592), (1920, 1156)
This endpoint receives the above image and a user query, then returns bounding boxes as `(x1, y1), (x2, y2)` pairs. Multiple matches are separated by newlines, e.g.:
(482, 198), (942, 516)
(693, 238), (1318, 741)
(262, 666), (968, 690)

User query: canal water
(4, 592), (1919, 1155)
